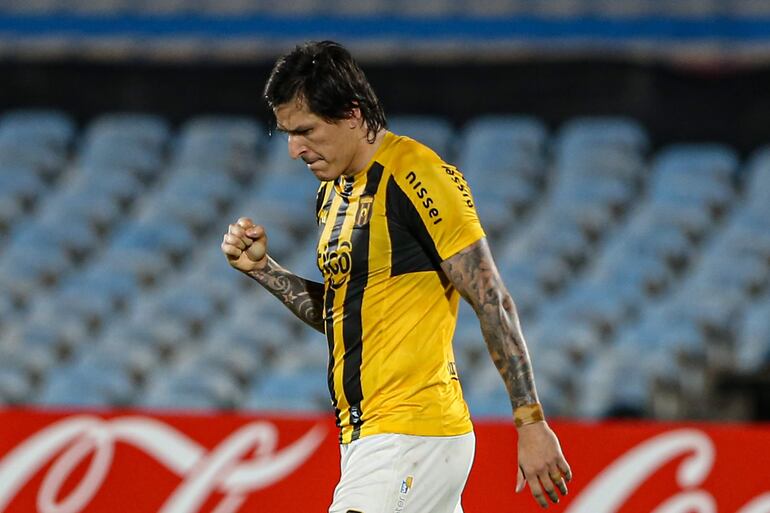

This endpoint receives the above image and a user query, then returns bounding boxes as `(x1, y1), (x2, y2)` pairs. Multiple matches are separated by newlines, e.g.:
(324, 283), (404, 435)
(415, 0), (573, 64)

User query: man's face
(274, 98), (361, 182)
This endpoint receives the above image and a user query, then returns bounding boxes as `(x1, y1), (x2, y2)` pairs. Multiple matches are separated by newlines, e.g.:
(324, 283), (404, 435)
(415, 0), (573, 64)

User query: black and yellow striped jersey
(315, 131), (485, 443)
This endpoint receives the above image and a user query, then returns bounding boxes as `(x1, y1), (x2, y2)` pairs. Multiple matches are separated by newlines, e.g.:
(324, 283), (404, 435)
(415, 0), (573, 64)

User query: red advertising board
(0, 408), (768, 513)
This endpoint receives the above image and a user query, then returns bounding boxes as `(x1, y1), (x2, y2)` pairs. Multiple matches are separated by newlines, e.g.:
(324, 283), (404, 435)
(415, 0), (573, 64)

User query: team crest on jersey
(354, 195), (374, 228)
(318, 240), (352, 289)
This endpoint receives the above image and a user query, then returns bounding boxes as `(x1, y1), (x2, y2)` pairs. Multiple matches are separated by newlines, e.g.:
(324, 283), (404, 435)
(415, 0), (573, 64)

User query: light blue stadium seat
(459, 115), (548, 166)
(184, 251), (255, 306)
(179, 115), (263, 147)
(0, 338), (57, 384)
(556, 117), (649, 155)
(50, 284), (117, 332)
(574, 346), (655, 418)
(196, 341), (263, 383)
(152, 287), (222, 334)
(558, 148), (644, 184)
(41, 190), (123, 232)
(64, 265), (141, 311)
(138, 190), (220, 233)
(175, 116), (263, 179)
(0, 292), (16, 328)
(651, 144), (740, 184)
(0, 171), (47, 206)
(744, 148), (770, 209)
(80, 147), (163, 181)
(246, 365), (329, 412)
(0, 364), (33, 404)
(37, 361), (135, 407)
(101, 245), (171, 288)
(141, 365), (243, 409)
(283, 240), (324, 283)
(18, 219), (100, 263)
(70, 167), (145, 208)
(658, 321), (706, 359)
(235, 193), (314, 242)
(0, 245), (73, 302)
(548, 284), (633, 336)
(254, 163), (320, 203)
(473, 198), (518, 239)
(112, 222), (196, 263)
(164, 169), (240, 206)
(735, 300), (770, 372)
(689, 253), (768, 302)
(0, 109), (75, 151)
(127, 307), (200, 353)
(3, 321), (67, 376)
(388, 115), (455, 161)
(97, 330), (162, 378)
(0, 138), (66, 180)
(0, 184), (26, 228)
(25, 301), (93, 346)
(465, 385), (511, 418)
(86, 112), (170, 150)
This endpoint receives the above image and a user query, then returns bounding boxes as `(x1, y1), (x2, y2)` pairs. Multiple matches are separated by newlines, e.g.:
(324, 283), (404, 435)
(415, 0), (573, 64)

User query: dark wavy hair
(264, 41), (387, 143)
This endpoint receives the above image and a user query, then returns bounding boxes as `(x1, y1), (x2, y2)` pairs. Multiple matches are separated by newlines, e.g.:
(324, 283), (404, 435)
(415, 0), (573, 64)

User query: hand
(515, 421), (572, 508)
(221, 217), (268, 273)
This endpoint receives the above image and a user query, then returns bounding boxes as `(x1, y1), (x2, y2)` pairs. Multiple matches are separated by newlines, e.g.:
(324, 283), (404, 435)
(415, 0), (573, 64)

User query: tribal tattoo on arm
(247, 257), (326, 334)
(441, 238), (539, 410)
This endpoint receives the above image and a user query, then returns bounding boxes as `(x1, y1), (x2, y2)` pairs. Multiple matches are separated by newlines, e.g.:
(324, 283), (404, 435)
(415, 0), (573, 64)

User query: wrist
(514, 403), (545, 429)
(245, 255), (270, 274)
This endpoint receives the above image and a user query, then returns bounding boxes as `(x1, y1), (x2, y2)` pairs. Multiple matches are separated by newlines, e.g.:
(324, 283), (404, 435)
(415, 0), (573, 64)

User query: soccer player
(221, 40), (571, 512)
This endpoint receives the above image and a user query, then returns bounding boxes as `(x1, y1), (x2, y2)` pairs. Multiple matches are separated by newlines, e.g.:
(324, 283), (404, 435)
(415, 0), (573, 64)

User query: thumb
(516, 466), (526, 493)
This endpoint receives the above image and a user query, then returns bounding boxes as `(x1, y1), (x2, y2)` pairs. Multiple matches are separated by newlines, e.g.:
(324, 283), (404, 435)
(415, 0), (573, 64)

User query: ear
(347, 106), (362, 128)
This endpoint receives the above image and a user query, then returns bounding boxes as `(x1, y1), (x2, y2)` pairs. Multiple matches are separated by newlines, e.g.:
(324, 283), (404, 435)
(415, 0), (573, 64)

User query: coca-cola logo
(0, 415), (326, 513)
(566, 429), (770, 513)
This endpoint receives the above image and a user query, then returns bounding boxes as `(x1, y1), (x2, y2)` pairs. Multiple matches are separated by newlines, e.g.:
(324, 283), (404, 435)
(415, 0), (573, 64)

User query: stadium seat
(0, 364), (33, 405)
(141, 363), (244, 410)
(734, 299), (770, 373)
(388, 115), (456, 161)
(0, 110), (75, 149)
(246, 364), (329, 412)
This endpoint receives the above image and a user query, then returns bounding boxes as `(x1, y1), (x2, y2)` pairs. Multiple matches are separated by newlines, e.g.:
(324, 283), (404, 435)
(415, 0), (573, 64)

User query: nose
(287, 134), (305, 160)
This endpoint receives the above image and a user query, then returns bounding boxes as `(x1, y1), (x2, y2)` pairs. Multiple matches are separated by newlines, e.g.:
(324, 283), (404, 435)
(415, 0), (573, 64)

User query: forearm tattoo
(442, 239), (539, 410)
(247, 257), (325, 334)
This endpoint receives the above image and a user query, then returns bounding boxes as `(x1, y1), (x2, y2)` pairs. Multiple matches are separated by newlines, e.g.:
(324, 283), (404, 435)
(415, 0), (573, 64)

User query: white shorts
(328, 431), (476, 513)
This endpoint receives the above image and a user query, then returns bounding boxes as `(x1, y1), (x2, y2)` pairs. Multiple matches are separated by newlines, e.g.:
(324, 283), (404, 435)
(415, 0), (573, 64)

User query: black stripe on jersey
(385, 176), (443, 277)
(315, 182), (329, 224)
(324, 186), (349, 436)
(342, 162), (384, 441)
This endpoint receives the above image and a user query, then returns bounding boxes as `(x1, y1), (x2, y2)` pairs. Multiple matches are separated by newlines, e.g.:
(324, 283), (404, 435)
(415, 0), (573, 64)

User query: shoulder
(385, 133), (447, 184)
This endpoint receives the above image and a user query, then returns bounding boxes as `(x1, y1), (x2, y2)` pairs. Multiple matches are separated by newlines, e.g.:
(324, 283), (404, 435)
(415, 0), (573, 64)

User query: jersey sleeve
(391, 159), (486, 261)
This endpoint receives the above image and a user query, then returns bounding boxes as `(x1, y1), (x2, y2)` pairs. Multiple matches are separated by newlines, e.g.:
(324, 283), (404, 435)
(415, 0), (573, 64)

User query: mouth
(305, 158), (324, 170)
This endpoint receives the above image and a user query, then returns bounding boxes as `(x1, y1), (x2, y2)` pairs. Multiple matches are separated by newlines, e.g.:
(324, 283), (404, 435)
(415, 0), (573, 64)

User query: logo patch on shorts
(400, 476), (413, 494)
(395, 476), (414, 512)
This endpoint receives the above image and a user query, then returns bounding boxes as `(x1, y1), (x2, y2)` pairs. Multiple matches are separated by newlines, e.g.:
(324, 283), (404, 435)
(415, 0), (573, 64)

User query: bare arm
(222, 217), (325, 334)
(441, 237), (571, 508)
(440, 238), (538, 409)
(245, 257), (325, 334)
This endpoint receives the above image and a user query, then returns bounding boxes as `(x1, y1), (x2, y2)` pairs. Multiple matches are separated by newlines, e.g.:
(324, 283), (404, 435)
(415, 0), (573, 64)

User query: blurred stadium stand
(1, 106), (769, 422)
(1, 0), (769, 423)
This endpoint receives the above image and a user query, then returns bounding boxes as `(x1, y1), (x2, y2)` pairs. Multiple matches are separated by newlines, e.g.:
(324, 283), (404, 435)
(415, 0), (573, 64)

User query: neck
(343, 129), (387, 177)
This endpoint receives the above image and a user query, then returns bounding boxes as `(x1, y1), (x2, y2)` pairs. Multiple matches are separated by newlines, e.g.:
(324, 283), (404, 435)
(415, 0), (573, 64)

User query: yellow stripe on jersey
(315, 131), (485, 443)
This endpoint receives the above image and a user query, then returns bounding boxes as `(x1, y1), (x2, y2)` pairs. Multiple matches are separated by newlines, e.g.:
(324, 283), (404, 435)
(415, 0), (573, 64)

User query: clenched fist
(221, 217), (268, 273)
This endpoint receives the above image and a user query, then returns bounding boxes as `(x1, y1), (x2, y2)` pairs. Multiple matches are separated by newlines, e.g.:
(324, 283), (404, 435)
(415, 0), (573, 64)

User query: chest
(316, 191), (388, 290)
